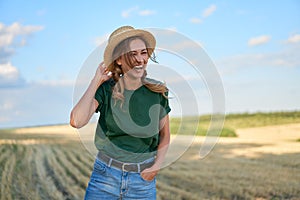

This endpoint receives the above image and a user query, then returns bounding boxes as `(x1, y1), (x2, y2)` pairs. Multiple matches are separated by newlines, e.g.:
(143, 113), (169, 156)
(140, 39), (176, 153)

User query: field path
(215, 123), (300, 157)
(236, 123), (300, 142)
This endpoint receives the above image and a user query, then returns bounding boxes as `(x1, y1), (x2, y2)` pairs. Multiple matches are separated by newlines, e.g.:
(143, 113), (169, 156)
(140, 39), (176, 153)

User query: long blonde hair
(108, 36), (168, 106)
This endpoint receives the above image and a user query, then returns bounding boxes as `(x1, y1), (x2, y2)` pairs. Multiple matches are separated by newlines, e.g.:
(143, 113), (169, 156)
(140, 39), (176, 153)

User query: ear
(116, 57), (122, 66)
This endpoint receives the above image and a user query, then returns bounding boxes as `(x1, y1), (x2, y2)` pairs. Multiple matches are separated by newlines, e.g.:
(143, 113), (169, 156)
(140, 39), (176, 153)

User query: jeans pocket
(93, 158), (106, 174)
(139, 173), (155, 183)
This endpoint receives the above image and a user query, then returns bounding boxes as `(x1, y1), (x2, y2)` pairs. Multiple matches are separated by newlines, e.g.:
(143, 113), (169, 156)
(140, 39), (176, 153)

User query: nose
(136, 54), (144, 64)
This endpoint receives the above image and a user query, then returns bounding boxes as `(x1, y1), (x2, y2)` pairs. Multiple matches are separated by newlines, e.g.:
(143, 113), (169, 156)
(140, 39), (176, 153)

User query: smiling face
(116, 38), (149, 80)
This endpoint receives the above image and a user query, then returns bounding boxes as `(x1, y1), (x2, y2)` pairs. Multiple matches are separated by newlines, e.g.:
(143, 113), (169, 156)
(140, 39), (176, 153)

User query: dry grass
(0, 123), (299, 199)
(156, 123), (300, 199)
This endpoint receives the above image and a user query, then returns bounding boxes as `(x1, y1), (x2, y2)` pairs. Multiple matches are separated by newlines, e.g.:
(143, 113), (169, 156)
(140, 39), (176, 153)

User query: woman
(70, 26), (171, 199)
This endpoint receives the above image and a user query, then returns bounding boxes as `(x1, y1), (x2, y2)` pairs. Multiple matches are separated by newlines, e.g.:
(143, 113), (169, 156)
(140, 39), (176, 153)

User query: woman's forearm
(70, 76), (102, 128)
(70, 62), (111, 129)
(140, 115), (170, 180)
(154, 115), (171, 169)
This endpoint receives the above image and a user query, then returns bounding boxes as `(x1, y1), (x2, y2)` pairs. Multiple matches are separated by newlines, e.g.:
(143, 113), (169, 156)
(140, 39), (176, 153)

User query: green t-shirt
(94, 78), (171, 163)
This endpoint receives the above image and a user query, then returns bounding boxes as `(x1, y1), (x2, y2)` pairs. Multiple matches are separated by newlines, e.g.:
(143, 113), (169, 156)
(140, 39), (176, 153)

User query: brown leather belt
(97, 152), (155, 173)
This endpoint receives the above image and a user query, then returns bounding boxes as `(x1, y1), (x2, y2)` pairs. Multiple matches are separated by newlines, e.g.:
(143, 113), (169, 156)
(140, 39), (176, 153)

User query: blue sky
(0, 0), (300, 128)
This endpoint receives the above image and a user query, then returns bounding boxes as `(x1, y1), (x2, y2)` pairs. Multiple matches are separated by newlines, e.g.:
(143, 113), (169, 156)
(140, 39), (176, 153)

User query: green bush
(195, 127), (237, 137)
(224, 111), (300, 128)
(219, 127), (237, 137)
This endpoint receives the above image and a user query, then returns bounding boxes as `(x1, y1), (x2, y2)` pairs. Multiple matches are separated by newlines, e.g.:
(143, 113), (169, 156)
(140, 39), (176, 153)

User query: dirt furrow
(46, 145), (82, 199)
(35, 145), (64, 200)
(0, 154), (16, 200)
(63, 148), (91, 178)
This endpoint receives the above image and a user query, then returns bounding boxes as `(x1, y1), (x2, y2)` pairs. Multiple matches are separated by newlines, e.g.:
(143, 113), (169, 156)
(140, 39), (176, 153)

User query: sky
(0, 0), (300, 128)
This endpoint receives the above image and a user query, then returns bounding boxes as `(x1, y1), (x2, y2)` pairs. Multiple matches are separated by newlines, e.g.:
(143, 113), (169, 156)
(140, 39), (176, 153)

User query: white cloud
(121, 6), (139, 18)
(217, 43), (300, 72)
(189, 4), (216, 24)
(0, 32), (14, 47)
(287, 34), (300, 43)
(248, 35), (271, 46)
(0, 22), (44, 63)
(121, 7), (156, 18)
(189, 18), (202, 24)
(0, 62), (25, 87)
(202, 4), (217, 18)
(0, 22), (43, 87)
(0, 62), (19, 78)
(1, 22), (44, 36)
(138, 10), (156, 16)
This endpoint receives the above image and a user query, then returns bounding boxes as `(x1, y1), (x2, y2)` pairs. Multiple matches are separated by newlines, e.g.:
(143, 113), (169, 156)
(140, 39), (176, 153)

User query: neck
(123, 75), (142, 90)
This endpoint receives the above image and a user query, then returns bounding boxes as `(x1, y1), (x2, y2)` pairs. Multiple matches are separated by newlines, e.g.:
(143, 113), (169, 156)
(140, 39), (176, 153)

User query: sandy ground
(220, 123), (300, 156)
(9, 123), (300, 156)
(188, 123), (300, 160)
(14, 124), (78, 135)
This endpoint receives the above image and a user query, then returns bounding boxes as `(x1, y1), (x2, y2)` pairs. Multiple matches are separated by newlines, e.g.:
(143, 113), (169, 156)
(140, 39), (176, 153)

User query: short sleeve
(159, 91), (171, 119)
(94, 84), (105, 113)
(95, 81), (111, 112)
(94, 79), (115, 113)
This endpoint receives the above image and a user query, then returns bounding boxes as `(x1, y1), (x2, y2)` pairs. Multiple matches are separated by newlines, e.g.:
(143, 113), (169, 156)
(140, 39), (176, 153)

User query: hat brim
(104, 29), (156, 68)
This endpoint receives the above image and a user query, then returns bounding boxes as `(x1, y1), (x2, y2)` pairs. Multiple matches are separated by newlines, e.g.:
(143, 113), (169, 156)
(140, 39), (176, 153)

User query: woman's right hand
(95, 62), (112, 85)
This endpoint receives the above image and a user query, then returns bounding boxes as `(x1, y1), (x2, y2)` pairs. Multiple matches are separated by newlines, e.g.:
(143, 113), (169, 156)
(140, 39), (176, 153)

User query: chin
(128, 70), (145, 79)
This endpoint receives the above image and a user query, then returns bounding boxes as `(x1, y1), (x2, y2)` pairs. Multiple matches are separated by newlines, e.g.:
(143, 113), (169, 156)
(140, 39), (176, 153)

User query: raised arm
(70, 62), (112, 128)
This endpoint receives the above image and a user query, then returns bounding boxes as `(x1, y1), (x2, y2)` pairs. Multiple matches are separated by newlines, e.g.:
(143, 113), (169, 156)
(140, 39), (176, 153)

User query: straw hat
(104, 26), (156, 67)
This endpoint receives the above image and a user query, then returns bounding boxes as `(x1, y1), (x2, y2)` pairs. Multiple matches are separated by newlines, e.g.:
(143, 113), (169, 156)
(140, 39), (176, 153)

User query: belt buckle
(122, 163), (131, 172)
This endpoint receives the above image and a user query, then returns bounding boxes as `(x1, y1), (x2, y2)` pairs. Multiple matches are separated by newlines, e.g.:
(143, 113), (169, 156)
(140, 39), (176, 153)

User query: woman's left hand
(140, 166), (159, 181)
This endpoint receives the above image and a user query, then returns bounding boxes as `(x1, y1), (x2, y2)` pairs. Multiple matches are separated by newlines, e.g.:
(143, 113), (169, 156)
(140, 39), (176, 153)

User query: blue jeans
(84, 158), (156, 200)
